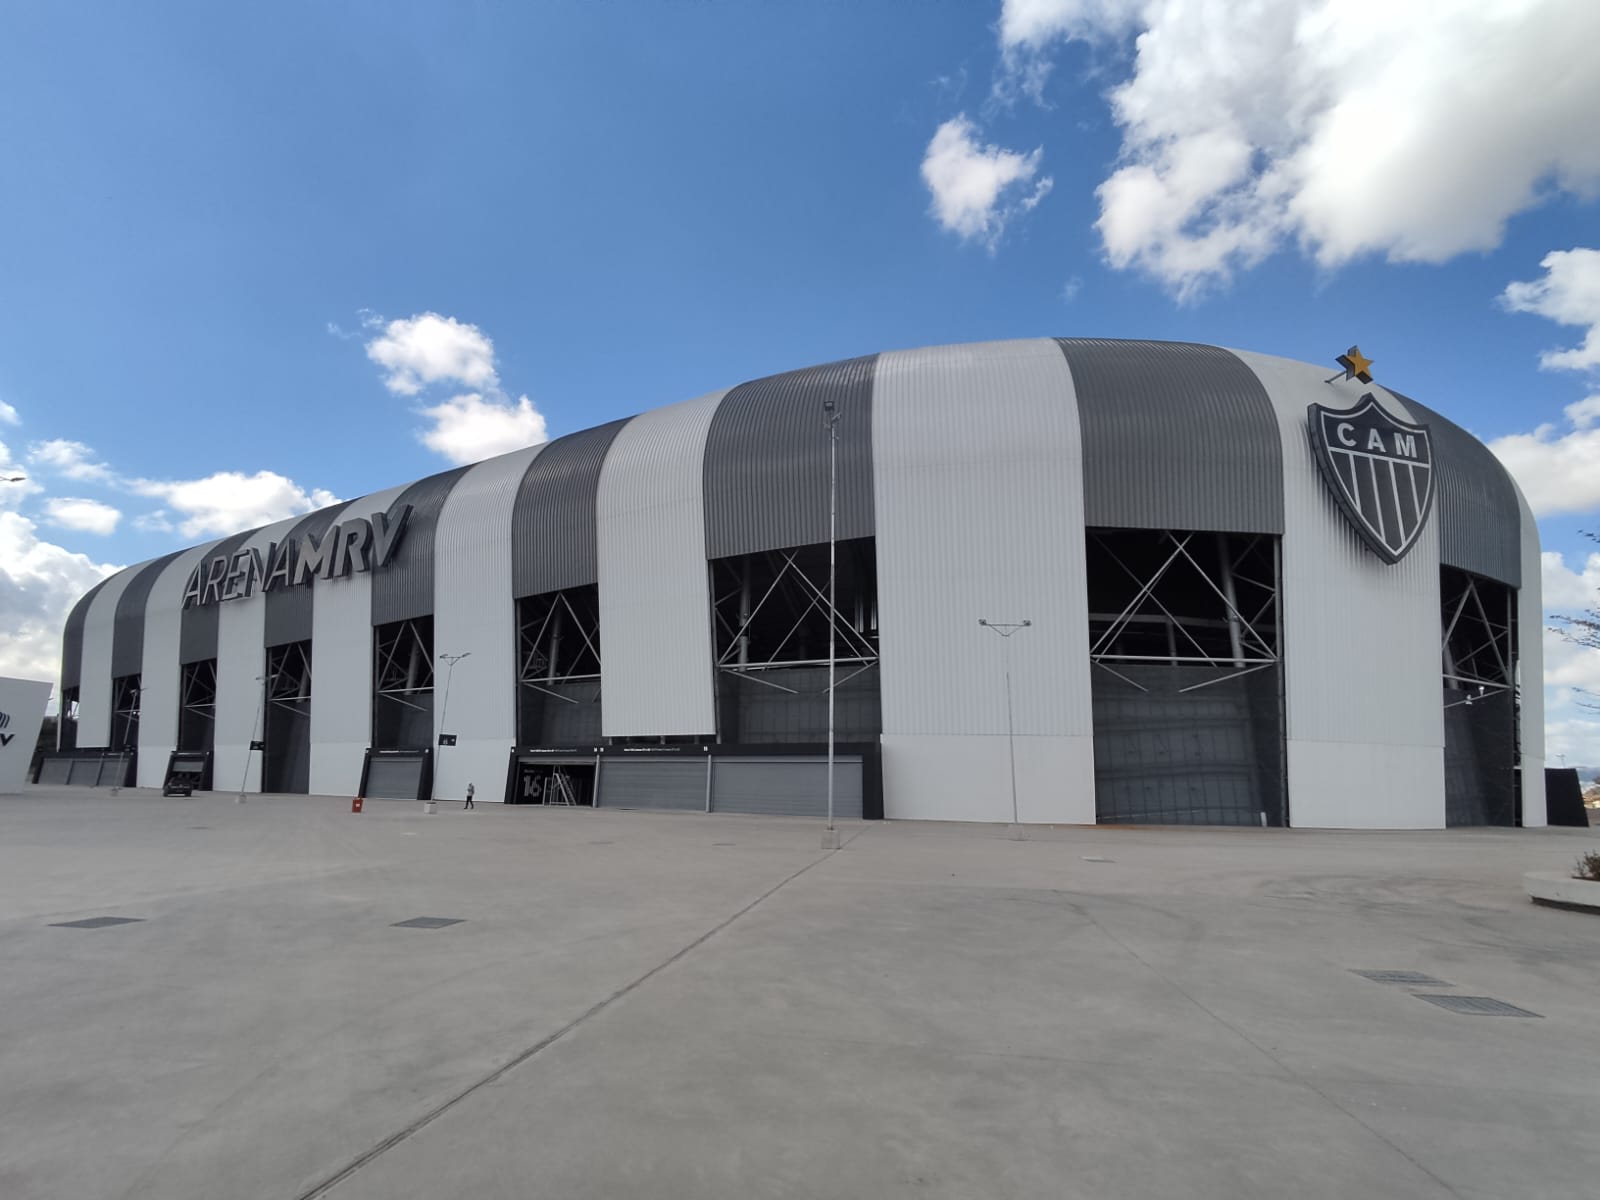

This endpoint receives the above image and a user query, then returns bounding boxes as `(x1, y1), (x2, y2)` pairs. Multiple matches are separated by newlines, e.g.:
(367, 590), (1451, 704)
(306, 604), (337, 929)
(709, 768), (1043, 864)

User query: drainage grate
(1415, 994), (1542, 1018)
(391, 917), (464, 929)
(1353, 969), (1451, 987)
(50, 917), (144, 929)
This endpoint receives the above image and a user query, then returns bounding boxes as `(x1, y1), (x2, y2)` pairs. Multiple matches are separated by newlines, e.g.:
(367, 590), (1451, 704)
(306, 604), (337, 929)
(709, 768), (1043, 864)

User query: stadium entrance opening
(509, 755), (596, 806)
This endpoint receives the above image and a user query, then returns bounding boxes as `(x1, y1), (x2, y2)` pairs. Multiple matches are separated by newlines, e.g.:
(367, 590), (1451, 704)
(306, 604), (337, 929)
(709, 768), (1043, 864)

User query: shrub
(1576, 851), (1600, 883)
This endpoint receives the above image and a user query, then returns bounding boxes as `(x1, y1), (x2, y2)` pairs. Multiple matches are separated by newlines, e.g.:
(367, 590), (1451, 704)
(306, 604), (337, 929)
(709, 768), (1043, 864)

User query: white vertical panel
(137, 541), (223, 787)
(75, 563), (144, 748)
(873, 339), (1095, 823)
(1232, 350), (1445, 828)
(213, 516), (302, 794)
(309, 485), (408, 796)
(597, 392), (724, 737)
(1515, 483), (1546, 826)
(432, 444), (544, 804)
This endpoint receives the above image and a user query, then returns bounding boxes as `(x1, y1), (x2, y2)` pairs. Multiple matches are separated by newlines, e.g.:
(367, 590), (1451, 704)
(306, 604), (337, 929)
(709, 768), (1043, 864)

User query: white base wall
(882, 734), (1096, 824)
(312, 742), (370, 800)
(433, 737), (511, 805)
(1287, 740), (1445, 829)
(137, 743), (174, 790)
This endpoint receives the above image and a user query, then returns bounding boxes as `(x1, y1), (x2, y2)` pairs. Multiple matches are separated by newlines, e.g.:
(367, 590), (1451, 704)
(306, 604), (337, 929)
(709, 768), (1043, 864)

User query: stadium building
(46, 339), (1545, 827)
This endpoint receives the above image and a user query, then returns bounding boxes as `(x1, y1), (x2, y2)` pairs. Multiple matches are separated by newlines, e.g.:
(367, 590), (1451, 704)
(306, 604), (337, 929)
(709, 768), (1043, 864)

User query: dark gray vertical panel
(512, 420), (630, 597)
(704, 354), (877, 558)
(110, 553), (182, 678)
(60, 578), (112, 691)
(372, 465), (473, 626)
(264, 503), (347, 647)
(1384, 390), (1520, 587)
(179, 531), (255, 664)
(1057, 340), (1283, 533)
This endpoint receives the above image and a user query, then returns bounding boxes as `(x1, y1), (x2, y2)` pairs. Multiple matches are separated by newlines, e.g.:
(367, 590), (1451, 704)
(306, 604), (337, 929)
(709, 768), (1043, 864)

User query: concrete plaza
(2, 787), (1597, 1200)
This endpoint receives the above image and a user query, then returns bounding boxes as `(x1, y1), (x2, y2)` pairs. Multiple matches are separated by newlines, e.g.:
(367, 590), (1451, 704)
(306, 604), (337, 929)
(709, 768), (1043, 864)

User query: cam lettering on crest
(182, 504), (412, 608)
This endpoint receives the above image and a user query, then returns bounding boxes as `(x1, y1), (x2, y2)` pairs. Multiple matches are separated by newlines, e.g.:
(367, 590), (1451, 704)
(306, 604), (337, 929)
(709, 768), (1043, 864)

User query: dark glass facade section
(373, 617), (434, 750)
(178, 660), (217, 754)
(263, 640), (313, 794)
(710, 538), (881, 745)
(517, 586), (602, 746)
(1087, 529), (1284, 826)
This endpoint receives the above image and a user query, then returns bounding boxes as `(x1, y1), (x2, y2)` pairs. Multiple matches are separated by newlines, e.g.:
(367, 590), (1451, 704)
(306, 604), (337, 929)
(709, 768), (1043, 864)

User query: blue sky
(2, 1), (1598, 761)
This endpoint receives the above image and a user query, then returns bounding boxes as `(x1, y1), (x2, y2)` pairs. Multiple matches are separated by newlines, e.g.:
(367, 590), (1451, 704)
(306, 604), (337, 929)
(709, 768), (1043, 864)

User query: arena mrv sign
(182, 505), (413, 608)
(1307, 394), (1434, 564)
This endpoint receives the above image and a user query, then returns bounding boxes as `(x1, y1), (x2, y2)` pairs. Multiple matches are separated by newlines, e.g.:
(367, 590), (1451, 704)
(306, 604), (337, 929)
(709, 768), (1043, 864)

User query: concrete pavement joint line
(293, 847), (834, 1200)
(1072, 897), (1466, 1200)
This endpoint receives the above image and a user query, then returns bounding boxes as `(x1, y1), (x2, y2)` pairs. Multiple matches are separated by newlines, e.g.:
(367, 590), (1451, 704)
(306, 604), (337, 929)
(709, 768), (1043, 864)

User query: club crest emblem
(1307, 394), (1434, 564)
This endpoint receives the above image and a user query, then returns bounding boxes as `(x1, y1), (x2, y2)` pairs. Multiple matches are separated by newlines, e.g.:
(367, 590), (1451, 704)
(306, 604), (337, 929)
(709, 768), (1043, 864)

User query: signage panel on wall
(0, 677), (52, 794)
(1306, 395), (1434, 564)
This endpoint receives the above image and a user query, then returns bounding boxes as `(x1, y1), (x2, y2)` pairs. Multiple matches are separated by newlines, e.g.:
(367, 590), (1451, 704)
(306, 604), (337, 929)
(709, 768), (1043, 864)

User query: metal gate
(362, 752), (429, 801)
(711, 756), (863, 818)
(597, 758), (707, 810)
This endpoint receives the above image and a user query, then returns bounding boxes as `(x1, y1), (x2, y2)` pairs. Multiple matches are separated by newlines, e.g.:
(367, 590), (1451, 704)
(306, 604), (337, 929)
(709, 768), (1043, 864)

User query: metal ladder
(547, 768), (578, 807)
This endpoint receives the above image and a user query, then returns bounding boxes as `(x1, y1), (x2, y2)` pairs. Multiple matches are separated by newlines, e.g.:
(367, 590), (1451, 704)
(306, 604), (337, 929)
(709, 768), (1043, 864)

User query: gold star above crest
(1335, 345), (1374, 384)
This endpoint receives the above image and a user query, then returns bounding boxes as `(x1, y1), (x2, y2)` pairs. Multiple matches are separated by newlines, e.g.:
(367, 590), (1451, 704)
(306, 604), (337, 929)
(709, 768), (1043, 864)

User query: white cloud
(0, 511), (119, 683)
(1542, 549), (1600, 613)
(1566, 395), (1600, 429)
(28, 438), (114, 483)
(418, 393), (548, 465)
(44, 497), (122, 536)
(1489, 423), (1600, 518)
(365, 312), (499, 397)
(921, 115), (1053, 249)
(0, 398), (18, 425)
(132, 510), (175, 534)
(995, 0), (1600, 296)
(0, 440), (42, 507)
(131, 472), (339, 538)
(1501, 248), (1600, 372)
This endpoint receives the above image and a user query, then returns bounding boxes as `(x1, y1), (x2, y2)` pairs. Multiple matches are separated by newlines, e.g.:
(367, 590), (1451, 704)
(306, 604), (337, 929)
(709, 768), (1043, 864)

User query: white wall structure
(137, 541), (224, 787)
(213, 516), (303, 796)
(0, 677), (52, 793)
(1516, 483), (1547, 826)
(309, 485), (408, 796)
(432, 445), (545, 804)
(1235, 351), (1446, 828)
(74, 560), (147, 749)
(597, 391), (724, 739)
(874, 340), (1095, 823)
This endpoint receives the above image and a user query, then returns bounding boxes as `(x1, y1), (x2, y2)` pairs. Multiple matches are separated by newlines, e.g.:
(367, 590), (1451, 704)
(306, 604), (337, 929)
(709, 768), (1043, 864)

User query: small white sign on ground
(0, 677), (52, 793)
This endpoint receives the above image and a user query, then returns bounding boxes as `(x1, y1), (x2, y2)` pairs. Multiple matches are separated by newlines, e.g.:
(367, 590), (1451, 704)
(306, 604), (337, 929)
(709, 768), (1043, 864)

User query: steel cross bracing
(266, 642), (313, 711)
(111, 675), (142, 749)
(374, 618), (434, 713)
(712, 549), (879, 696)
(1441, 571), (1515, 708)
(1088, 530), (1281, 695)
(517, 589), (601, 706)
(180, 660), (217, 719)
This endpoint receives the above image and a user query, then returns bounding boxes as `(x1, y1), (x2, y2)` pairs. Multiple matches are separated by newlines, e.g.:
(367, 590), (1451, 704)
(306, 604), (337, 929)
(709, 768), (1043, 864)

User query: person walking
(463, 781), (475, 811)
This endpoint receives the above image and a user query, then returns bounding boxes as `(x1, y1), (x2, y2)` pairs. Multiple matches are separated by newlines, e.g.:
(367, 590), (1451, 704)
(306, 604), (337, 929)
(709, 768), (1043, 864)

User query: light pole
(821, 398), (842, 850)
(978, 618), (1032, 840)
(239, 673), (266, 803)
(436, 652), (470, 805)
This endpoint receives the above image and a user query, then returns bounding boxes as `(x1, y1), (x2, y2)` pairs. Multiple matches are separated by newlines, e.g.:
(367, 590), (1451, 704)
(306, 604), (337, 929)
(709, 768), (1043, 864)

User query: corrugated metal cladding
(1515, 483), (1546, 824)
(60, 577), (112, 691)
(599, 758), (707, 810)
(596, 391), (725, 738)
(1057, 339), (1283, 534)
(372, 465), (473, 626)
(511, 419), (631, 598)
(264, 503), (348, 647)
(703, 353), (877, 559)
(712, 757), (863, 818)
(76, 566), (143, 748)
(110, 552), (183, 678)
(178, 530), (256, 664)
(137, 541), (221, 787)
(1383, 389), (1521, 588)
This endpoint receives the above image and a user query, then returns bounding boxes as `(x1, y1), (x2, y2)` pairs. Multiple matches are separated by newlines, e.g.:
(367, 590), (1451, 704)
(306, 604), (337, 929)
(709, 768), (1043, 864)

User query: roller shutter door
(67, 758), (101, 786)
(38, 758), (71, 784)
(712, 756), (862, 818)
(598, 758), (706, 810)
(365, 756), (424, 800)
